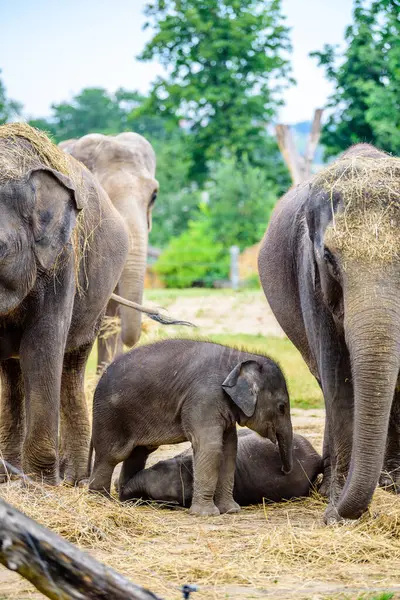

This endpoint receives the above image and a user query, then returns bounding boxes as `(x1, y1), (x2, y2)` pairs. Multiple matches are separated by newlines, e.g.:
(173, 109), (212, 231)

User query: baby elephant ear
(222, 360), (262, 417)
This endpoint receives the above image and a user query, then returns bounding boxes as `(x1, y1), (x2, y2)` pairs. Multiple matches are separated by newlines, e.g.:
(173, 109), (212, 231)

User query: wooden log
(0, 498), (162, 600)
(303, 108), (323, 179)
(275, 124), (305, 185)
(276, 109), (324, 185)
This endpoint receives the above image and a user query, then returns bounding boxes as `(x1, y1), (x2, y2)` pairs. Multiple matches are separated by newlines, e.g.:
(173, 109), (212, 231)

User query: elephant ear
(28, 169), (83, 270)
(222, 360), (262, 417)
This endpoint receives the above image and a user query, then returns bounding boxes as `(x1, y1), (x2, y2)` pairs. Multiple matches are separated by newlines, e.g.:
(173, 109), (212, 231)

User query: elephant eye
(323, 247), (341, 281)
(277, 402), (286, 415)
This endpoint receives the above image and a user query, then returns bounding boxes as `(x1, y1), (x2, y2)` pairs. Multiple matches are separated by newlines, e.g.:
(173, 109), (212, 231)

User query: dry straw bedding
(0, 408), (399, 600)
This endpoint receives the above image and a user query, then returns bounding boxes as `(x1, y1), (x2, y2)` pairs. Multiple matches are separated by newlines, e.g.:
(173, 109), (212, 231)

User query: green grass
(88, 331), (322, 410)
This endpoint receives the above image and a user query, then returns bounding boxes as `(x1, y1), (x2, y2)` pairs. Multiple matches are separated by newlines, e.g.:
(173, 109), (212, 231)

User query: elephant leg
(118, 446), (156, 501)
(60, 344), (92, 485)
(97, 299), (122, 373)
(214, 427), (240, 514)
(380, 390), (400, 492)
(188, 426), (224, 516)
(20, 328), (68, 485)
(89, 452), (119, 496)
(0, 359), (25, 481)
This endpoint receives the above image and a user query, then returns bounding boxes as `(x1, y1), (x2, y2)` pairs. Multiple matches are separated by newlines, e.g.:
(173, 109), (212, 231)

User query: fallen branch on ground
(0, 498), (162, 600)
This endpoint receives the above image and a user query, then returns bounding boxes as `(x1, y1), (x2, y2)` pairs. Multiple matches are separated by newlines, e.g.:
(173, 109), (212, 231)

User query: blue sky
(1, 0), (353, 124)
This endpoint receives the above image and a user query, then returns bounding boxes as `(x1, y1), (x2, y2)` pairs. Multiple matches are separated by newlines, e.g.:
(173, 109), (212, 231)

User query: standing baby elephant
(90, 339), (293, 516)
(120, 430), (322, 506)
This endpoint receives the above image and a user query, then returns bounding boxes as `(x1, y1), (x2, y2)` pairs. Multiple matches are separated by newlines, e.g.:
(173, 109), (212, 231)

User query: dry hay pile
(0, 123), (92, 284)
(0, 480), (400, 599)
(0, 406), (399, 599)
(314, 149), (400, 263)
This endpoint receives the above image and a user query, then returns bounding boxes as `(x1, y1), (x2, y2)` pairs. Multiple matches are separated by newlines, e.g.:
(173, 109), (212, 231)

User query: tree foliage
(0, 70), (22, 124)
(154, 158), (279, 287)
(29, 87), (171, 143)
(149, 132), (201, 247)
(154, 205), (229, 288)
(138, 0), (292, 181)
(312, 0), (400, 158)
(205, 157), (279, 251)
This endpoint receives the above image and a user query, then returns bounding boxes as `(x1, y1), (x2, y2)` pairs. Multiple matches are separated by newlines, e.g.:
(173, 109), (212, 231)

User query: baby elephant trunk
(277, 420), (293, 474)
(119, 470), (147, 502)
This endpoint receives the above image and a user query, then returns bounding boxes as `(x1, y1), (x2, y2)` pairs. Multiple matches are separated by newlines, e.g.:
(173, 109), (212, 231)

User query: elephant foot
(379, 469), (400, 494)
(63, 476), (89, 488)
(189, 502), (220, 516)
(216, 499), (241, 514)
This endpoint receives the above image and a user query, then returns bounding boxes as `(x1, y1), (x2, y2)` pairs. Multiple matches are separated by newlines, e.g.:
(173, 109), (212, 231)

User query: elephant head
(62, 132), (158, 348)
(0, 128), (88, 315)
(222, 359), (293, 474)
(306, 144), (400, 519)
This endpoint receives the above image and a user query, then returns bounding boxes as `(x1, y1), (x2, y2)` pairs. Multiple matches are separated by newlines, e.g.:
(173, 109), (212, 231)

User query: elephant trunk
(118, 225), (148, 348)
(277, 418), (293, 474)
(338, 275), (400, 519)
(119, 470), (146, 502)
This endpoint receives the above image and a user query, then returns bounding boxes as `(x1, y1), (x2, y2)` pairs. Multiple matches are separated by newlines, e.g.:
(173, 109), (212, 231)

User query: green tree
(312, 0), (400, 158)
(138, 0), (292, 181)
(0, 70), (22, 124)
(150, 132), (201, 247)
(206, 157), (278, 250)
(30, 88), (126, 141)
(154, 205), (229, 288)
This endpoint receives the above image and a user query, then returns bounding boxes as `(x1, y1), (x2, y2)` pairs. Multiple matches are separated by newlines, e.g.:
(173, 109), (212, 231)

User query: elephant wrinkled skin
(90, 338), (293, 516)
(60, 133), (158, 368)
(258, 143), (400, 522)
(120, 430), (322, 507)
(0, 124), (130, 485)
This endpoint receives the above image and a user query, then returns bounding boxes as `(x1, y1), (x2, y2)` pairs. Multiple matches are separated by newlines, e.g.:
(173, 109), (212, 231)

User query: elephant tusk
(110, 293), (195, 327)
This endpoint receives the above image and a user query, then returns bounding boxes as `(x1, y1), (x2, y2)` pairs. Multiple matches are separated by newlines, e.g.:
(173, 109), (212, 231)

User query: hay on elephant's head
(0, 123), (92, 286)
(314, 152), (400, 263)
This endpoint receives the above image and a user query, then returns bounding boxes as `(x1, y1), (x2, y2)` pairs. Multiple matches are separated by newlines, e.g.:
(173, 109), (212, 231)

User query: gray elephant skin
(258, 143), (400, 523)
(121, 430), (322, 507)
(90, 338), (293, 516)
(0, 123), (131, 485)
(59, 133), (158, 368)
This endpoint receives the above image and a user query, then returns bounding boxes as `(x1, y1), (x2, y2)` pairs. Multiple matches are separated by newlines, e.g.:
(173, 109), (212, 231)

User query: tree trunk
(0, 498), (162, 600)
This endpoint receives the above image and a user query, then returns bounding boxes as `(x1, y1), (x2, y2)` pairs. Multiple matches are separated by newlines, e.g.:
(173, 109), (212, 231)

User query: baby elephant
(120, 430), (322, 506)
(90, 338), (293, 516)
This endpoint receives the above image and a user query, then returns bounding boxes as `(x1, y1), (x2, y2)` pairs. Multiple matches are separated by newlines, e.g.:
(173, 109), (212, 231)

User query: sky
(1, 0), (353, 125)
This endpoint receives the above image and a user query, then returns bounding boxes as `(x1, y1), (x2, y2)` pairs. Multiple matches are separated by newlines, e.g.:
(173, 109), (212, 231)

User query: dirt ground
(0, 292), (400, 599)
(144, 290), (286, 338)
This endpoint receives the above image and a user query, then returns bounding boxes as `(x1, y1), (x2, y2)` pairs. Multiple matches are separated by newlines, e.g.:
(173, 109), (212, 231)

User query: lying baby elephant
(120, 430), (322, 506)
(90, 338), (293, 516)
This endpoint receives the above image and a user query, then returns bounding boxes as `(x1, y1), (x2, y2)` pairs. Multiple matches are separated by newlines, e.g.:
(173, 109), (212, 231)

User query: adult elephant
(0, 123), (170, 486)
(59, 133), (158, 368)
(258, 144), (400, 523)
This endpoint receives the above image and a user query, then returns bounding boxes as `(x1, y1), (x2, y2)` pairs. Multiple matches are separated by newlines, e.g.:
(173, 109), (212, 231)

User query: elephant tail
(87, 439), (94, 478)
(110, 293), (195, 327)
